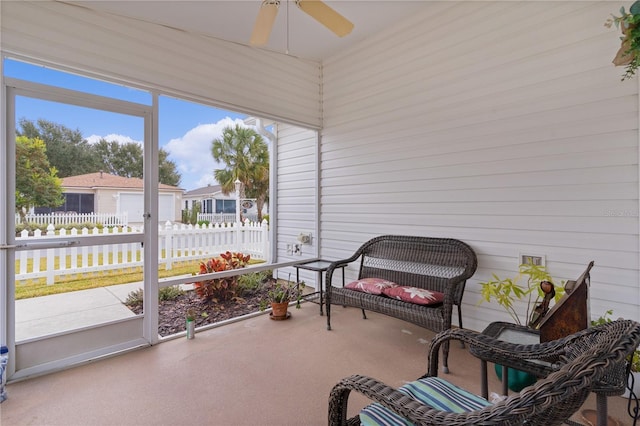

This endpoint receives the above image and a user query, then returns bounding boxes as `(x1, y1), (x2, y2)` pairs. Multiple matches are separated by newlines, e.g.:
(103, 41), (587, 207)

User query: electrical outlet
(297, 232), (312, 244)
(520, 254), (545, 267)
(286, 244), (293, 256)
(293, 243), (302, 255)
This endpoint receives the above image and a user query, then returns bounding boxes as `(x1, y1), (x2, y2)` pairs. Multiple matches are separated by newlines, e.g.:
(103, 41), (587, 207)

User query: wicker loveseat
(325, 235), (477, 372)
(329, 319), (640, 426)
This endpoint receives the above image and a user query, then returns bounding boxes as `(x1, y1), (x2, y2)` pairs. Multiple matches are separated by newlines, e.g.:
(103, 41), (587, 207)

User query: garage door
(119, 193), (175, 223)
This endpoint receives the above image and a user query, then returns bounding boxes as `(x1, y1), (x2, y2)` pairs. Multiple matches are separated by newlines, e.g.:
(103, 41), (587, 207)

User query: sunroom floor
(1, 303), (633, 425)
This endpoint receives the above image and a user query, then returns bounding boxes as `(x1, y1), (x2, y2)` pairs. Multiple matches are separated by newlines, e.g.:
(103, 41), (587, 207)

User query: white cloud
(164, 117), (249, 190)
(84, 118), (250, 191)
(86, 133), (142, 145)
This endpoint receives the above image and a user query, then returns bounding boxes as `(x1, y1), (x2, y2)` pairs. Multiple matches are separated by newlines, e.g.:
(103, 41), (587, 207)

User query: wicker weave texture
(328, 319), (640, 426)
(325, 235), (477, 370)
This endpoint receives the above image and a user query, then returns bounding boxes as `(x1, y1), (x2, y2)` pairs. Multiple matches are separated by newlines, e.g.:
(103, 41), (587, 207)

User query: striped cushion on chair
(360, 377), (491, 425)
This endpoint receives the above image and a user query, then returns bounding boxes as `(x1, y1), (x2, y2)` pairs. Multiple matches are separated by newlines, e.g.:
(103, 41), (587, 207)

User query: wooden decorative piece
(538, 261), (593, 343)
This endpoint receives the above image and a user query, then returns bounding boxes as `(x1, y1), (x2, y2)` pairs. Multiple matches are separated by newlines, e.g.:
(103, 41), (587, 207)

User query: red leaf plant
(194, 251), (250, 302)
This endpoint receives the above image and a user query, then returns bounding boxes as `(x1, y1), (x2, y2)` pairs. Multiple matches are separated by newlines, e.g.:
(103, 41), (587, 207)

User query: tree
(211, 125), (269, 222)
(18, 119), (182, 186)
(93, 139), (181, 186)
(15, 136), (64, 223)
(18, 118), (101, 177)
(93, 139), (143, 178)
(158, 148), (181, 187)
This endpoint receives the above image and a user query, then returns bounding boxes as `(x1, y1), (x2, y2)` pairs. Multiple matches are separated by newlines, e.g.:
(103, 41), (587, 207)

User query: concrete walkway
(15, 282), (143, 341)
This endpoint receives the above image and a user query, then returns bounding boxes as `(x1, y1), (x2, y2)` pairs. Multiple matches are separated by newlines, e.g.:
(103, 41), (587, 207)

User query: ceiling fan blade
(295, 0), (354, 37)
(250, 0), (280, 46)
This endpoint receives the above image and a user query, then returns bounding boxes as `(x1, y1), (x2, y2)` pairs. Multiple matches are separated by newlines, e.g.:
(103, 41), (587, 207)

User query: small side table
(472, 322), (542, 399)
(294, 259), (346, 315)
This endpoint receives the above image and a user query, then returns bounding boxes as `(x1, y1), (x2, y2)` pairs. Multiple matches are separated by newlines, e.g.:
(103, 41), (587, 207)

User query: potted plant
(606, 1), (640, 80)
(479, 263), (565, 327)
(259, 279), (305, 320)
(478, 263), (566, 391)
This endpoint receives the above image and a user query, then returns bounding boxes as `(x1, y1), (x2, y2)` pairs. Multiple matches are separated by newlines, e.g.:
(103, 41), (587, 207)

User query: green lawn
(14, 260), (203, 299)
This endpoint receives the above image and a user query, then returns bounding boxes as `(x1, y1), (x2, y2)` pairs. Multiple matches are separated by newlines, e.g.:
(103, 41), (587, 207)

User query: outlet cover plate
(519, 253), (546, 267)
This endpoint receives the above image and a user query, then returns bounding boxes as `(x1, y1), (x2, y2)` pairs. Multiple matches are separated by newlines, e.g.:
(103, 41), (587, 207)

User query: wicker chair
(328, 319), (640, 426)
(325, 235), (477, 373)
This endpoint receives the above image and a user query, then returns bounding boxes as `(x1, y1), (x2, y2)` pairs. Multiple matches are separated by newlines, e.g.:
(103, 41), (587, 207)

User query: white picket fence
(197, 213), (259, 224)
(196, 213), (236, 224)
(16, 212), (129, 227)
(15, 220), (269, 285)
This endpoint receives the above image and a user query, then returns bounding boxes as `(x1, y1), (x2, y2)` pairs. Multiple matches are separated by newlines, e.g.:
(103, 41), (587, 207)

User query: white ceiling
(70, 1), (430, 61)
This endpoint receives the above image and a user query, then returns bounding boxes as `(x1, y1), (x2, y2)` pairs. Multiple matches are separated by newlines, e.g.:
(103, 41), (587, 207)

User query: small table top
(293, 259), (340, 272)
(482, 321), (540, 345)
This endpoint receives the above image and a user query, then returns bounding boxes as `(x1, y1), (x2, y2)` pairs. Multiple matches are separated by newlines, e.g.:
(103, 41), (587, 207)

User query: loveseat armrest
(326, 258), (356, 290)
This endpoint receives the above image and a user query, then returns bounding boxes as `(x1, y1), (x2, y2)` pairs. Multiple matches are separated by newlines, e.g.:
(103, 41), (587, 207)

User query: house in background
(183, 184), (266, 221)
(183, 184), (235, 214)
(46, 172), (183, 224)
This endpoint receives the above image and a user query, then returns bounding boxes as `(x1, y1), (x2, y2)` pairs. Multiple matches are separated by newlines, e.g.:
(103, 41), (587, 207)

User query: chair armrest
(426, 328), (566, 377)
(328, 374), (440, 426)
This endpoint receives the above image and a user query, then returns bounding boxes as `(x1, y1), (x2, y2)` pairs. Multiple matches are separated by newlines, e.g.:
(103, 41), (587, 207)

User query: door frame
(1, 77), (159, 380)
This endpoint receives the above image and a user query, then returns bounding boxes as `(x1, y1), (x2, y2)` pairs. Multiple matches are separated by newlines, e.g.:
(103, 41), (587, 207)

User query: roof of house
(62, 172), (182, 191)
(183, 184), (227, 197)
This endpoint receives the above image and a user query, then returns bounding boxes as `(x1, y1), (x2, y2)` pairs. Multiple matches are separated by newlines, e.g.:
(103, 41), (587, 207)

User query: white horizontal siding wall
(321, 1), (639, 331)
(0, 0), (321, 128)
(274, 123), (320, 288)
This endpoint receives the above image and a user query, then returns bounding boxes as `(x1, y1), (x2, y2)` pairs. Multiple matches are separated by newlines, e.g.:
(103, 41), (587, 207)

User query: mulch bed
(127, 289), (269, 337)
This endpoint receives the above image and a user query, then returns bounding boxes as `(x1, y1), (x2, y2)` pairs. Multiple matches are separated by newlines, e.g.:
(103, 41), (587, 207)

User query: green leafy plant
(592, 310), (640, 372)
(159, 285), (184, 301)
(194, 251), (250, 302)
(606, 1), (640, 80)
(124, 288), (143, 308)
(478, 263), (565, 327)
(124, 285), (185, 308)
(259, 279), (305, 311)
(591, 309), (614, 326)
(237, 270), (271, 295)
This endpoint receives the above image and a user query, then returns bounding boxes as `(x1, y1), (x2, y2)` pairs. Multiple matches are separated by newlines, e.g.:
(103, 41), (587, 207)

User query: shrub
(237, 271), (270, 295)
(125, 285), (184, 308)
(194, 251), (250, 301)
(159, 285), (184, 301)
(125, 288), (144, 308)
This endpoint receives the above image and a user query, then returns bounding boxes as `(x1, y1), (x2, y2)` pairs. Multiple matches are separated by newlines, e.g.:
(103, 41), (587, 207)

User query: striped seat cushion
(360, 377), (491, 426)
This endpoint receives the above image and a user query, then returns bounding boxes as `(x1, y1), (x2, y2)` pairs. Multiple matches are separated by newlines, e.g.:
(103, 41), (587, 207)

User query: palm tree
(211, 124), (269, 222)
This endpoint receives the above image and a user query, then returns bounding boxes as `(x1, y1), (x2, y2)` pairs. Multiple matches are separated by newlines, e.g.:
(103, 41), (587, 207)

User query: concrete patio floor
(2, 302), (635, 425)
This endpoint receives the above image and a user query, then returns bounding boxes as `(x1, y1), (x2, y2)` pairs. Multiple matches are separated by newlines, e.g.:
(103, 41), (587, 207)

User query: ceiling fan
(250, 0), (354, 46)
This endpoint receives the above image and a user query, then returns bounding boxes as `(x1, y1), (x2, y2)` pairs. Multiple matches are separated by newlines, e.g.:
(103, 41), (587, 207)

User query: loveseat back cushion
(359, 377), (491, 426)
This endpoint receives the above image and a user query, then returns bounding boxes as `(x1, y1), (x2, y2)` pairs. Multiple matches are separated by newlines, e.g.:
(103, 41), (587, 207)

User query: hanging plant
(606, 1), (640, 80)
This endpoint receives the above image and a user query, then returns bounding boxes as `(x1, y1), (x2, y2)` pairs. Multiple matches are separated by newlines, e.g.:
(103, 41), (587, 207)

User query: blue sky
(4, 59), (248, 190)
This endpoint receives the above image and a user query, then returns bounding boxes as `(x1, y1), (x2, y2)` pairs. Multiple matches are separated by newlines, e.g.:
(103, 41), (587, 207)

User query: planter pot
(494, 364), (537, 392)
(270, 301), (289, 319)
(623, 371), (640, 398)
